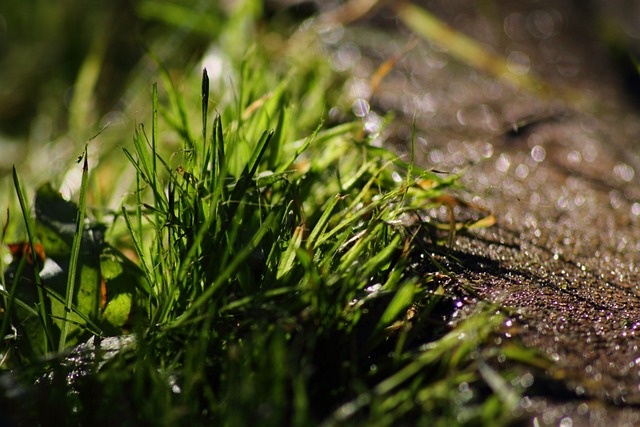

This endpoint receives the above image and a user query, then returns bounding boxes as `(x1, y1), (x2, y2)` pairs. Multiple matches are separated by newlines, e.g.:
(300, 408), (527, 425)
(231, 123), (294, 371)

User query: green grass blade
(58, 145), (90, 352)
(276, 225), (305, 280)
(0, 253), (30, 342)
(377, 278), (416, 328)
(0, 287), (39, 318)
(316, 191), (396, 248)
(305, 194), (342, 251)
(225, 129), (274, 220)
(12, 166), (53, 353)
(214, 114), (226, 183)
(152, 82), (159, 203)
(39, 284), (102, 336)
(247, 129), (275, 177)
(121, 206), (154, 297)
(171, 208), (281, 327)
(358, 232), (403, 280)
(202, 68), (209, 148)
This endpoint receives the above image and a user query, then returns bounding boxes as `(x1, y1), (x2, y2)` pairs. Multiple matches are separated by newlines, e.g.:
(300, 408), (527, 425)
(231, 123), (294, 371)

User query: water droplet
(496, 153), (511, 172)
(515, 164), (529, 179)
(566, 150), (582, 165)
(507, 51), (531, 75)
(614, 162), (634, 182)
(430, 149), (444, 164)
(610, 191), (623, 210)
(559, 416), (573, 427)
(365, 284), (382, 294)
(531, 145), (546, 162)
(520, 372), (534, 387)
(352, 98), (370, 118)
(556, 196), (569, 209)
(520, 396), (532, 409)
(482, 143), (494, 158)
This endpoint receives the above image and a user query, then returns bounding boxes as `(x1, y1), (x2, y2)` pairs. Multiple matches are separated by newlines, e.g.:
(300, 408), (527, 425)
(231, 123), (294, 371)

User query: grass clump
(0, 5), (542, 426)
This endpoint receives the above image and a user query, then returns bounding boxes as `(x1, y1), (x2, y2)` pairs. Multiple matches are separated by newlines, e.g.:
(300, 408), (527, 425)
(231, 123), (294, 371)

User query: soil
(319, 0), (640, 425)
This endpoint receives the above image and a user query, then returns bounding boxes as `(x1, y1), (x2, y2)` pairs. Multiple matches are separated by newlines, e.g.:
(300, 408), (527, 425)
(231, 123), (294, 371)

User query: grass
(0, 2), (551, 426)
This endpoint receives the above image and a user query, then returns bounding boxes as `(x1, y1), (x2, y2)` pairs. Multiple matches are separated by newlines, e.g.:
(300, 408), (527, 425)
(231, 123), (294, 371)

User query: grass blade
(202, 68), (209, 149)
(12, 166), (53, 353)
(58, 145), (90, 352)
(225, 129), (274, 220)
(377, 278), (416, 329)
(0, 251), (30, 343)
(152, 82), (159, 202)
(211, 114), (226, 190)
(171, 208), (281, 327)
(276, 225), (305, 280)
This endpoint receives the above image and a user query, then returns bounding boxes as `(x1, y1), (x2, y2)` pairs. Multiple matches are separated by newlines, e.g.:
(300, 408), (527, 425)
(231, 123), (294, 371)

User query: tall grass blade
(12, 166), (53, 352)
(214, 114), (225, 184)
(202, 68), (209, 148)
(152, 82), (159, 201)
(58, 145), (90, 352)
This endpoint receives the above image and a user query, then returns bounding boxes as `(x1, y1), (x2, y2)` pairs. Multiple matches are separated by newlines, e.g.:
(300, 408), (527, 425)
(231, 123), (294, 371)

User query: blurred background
(2, 0), (640, 186)
(0, 0), (231, 181)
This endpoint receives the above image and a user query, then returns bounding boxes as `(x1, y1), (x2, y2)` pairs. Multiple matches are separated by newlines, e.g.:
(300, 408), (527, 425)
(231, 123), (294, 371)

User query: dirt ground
(320, 0), (640, 425)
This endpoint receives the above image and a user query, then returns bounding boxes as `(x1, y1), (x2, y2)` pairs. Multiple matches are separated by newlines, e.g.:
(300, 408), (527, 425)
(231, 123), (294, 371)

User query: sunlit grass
(0, 2), (551, 426)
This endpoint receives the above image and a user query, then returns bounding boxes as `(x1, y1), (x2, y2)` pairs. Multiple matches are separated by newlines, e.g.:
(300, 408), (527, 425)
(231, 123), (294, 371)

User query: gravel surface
(323, 0), (640, 424)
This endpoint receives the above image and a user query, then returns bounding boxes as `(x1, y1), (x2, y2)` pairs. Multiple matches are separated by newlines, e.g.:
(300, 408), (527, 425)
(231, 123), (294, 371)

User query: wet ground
(317, 0), (640, 425)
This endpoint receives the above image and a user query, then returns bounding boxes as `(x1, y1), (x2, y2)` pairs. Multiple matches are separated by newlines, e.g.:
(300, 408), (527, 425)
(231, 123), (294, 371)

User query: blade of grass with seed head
(201, 68), (209, 148)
